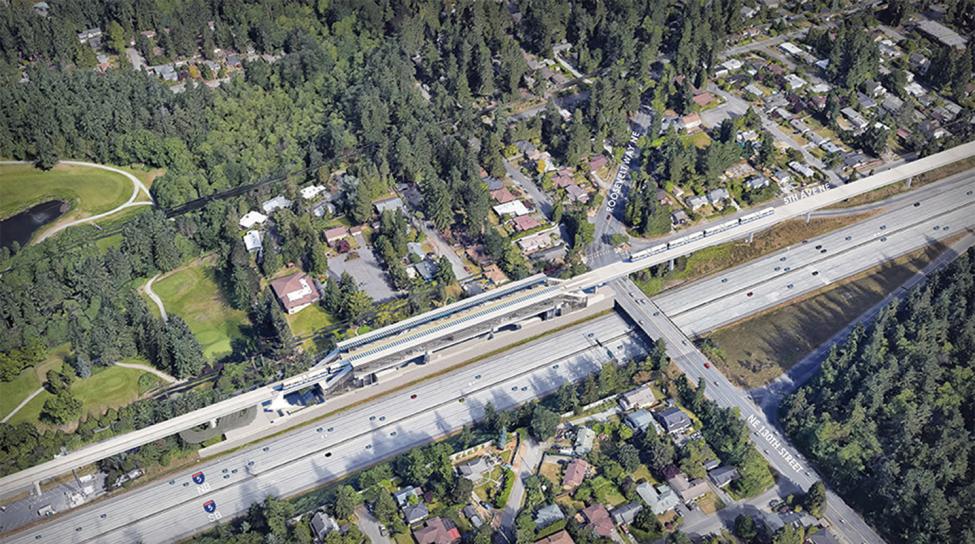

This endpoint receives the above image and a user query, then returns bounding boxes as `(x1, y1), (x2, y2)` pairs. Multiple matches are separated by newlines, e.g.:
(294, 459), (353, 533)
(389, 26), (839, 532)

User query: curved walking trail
(114, 361), (179, 384)
(1, 386), (44, 423)
(0, 160), (155, 243)
(143, 273), (168, 322)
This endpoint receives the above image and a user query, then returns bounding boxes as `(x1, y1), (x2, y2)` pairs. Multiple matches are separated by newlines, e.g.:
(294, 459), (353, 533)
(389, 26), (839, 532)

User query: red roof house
(269, 272), (320, 314)
(512, 215), (541, 232)
(413, 517), (461, 544)
(580, 504), (615, 537)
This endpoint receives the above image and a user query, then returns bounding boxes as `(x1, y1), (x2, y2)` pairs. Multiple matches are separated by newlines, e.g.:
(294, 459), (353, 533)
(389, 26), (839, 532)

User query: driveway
(499, 436), (548, 539)
(356, 504), (392, 544)
(504, 161), (553, 219)
(413, 219), (472, 281)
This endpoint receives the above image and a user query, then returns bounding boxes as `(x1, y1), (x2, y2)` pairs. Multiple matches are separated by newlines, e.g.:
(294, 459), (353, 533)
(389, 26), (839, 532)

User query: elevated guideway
(1, 140), (971, 500)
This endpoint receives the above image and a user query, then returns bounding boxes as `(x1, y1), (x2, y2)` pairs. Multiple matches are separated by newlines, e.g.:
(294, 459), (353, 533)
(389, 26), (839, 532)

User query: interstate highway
(612, 281), (884, 544)
(655, 172), (975, 335)
(3, 314), (645, 544)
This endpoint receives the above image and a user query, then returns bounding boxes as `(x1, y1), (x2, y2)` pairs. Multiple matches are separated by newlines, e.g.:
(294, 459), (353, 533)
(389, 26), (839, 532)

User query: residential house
(839, 107), (869, 131)
(262, 195), (293, 214)
(300, 185), (328, 200)
(724, 162), (755, 179)
(562, 183), (587, 203)
(413, 259), (437, 281)
(77, 28), (102, 44)
(562, 459), (589, 490)
(516, 141), (542, 162)
(536, 530), (575, 544)
(702, 459), (721, 471)
(720, 58), (743, 73)
(534, 504), (565, 529)
(151, 64), (178, 81)
(31, 3), (50, 17)
(681, 113), (702, 132)
(666, 472), (709, 503)
(270, 273), (320, 314)
(784, 74), (806, 91)
(708, 466), (739, 488)
(744, 83), (765, 98)
(482, 264), (508, 285)
(513, 215), (541, 232)
(862, 79), (886, 97)
(789, 118), (811, 134)
(553, 171), (575, 189)
(810, 82), (832, 94)
(574, 427), (595, 455)
(708, 188), (730, 207)
(789, 161), (816, 178)
(395, 486), (422, 507)
(905, 81), (927, 97)
(655, 406), (692, 434)
(687, 195), (708, 211)
(916, 19), (968, 49)
(493, 200), (531, 217)
(611, 502), (643, 526)
(374, 196), (404, 215)
(324, 226), (351, 246)
(310, 512), (340, 541)
(624, 409), (656, 433)
(773, 170), (793, 185)
(671, 210), (689, 225)
(692, 91), (714, 107)
(746, 176), (769, 191)
(463, 505), (483, 529)
(588, 155), (609, 173)
(413, 517), (461, 544)
(518, 230), (556, 254)
(491, 187), (516, 204)
(465, 246), (491, 267)
(403, 502), (430, 525)
(636, 482), (680, 515)
(821, 141), (843, 155)
(807, 531), (842, 544)
(457, 456), (493, 482)
(243, 230), (263, 253)
(619, 385), (655, 410)
(919, 120), (949, 140)
(580, 505), (615, 538)
(239, 210), (269, 229)
(857, 93), (877, 110)
(806, 131), (828, 146)
(407, 242), (425, 260)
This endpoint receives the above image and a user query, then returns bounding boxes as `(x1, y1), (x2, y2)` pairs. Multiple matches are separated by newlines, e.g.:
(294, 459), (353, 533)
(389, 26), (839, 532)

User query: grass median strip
(706, 240), (953, 389)
(632, 213), (872, 297)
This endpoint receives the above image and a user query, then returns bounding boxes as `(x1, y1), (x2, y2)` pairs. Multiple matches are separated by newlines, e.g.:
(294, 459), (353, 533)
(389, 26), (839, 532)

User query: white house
(243, 230), (263, 253)
(493, 200), (531, 217)
(239, 210), (268, 229)
(300, 185), (328, 200)
(261, 195), (293, 214)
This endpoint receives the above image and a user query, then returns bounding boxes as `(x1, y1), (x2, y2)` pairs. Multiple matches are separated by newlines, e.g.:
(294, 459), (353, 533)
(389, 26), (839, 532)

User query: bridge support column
(33, 480), (41, 496)
(669, 258), (675, 272)
(747, 232), (754, 244)
(906, 176), (913, 188)
(805, 211), (811, 224)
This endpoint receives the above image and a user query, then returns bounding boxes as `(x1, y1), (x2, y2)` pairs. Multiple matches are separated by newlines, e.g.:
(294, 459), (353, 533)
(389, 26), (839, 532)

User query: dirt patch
(707, 241), (951, 388)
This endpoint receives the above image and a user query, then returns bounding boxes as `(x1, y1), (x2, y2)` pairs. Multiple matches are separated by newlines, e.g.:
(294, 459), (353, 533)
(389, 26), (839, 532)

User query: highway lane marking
(18, 322), (642, 543)
(662, 197), (975, 319)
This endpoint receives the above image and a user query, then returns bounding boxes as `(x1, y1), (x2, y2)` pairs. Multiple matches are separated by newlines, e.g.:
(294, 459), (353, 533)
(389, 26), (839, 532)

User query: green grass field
(286, 304), (335, 352)
(0, 163), (132, 220)
(708, 243), (946, 388)
(151, 260), (249, 360)
(0, 346), (70, 420)
(8, 361), (152, 427)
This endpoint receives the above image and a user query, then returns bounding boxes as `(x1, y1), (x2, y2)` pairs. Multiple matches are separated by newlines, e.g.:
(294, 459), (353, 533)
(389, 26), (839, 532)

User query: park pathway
(1, 386), (44, 423)
(114, 361), (179, 384)
(0, 160), (156, 243)
(143, 273), (168, 322)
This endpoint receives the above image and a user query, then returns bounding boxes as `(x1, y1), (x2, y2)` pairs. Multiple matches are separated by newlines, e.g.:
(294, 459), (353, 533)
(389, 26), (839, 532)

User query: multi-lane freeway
(655, 171), (975, 335)
(613, 281), (884, 544)
(2, 314), (645, 544)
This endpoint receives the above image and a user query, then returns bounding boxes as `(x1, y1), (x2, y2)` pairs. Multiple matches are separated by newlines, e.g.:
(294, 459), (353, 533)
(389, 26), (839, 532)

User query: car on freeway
(703, 362), (710, 368)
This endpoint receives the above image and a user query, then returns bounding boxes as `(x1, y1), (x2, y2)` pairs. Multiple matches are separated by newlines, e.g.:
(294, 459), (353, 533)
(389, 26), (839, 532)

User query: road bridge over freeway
(1, 140), (971, 500)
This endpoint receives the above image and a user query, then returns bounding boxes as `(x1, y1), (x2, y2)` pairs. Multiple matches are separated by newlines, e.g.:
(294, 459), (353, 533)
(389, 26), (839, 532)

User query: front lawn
(286, 303), (335, 352)
(151, 259), (249, 360)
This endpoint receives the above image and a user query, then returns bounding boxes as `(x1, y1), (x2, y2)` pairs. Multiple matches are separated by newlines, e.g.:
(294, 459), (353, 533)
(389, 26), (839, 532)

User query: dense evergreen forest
(781, 248), (975, 544)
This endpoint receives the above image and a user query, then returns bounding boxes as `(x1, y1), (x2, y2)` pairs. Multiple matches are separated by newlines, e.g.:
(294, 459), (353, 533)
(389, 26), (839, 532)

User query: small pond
(0, 200), (67, 250)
